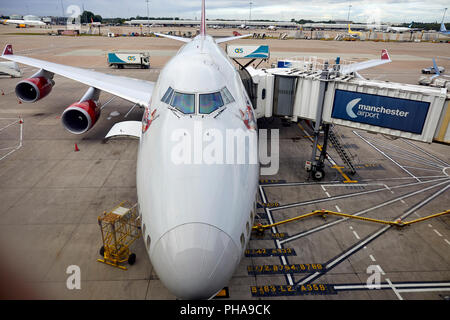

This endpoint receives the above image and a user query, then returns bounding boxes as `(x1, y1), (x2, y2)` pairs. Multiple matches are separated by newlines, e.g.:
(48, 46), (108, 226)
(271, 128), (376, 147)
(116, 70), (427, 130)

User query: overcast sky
(0, 0), (448, 23)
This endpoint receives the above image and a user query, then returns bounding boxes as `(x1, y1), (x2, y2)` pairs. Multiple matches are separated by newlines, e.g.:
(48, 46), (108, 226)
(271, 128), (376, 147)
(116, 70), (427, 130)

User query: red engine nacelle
(61, 100), (100, 134)
(15, 76), (54, 103)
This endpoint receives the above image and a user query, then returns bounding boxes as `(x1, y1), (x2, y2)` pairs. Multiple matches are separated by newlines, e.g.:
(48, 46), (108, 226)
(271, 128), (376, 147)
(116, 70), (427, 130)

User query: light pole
(249, 2), (253, 23)
(347, 4), (352, 23)
(146, 0), (150, 35)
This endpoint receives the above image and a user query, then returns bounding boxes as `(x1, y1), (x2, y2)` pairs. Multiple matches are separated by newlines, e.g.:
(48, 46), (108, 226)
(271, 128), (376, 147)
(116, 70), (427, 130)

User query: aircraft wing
(1, 45), (154, 107)
(215, 34), (253, 44)
(154, 33), (191, 43)
(340, 50), (391, 75)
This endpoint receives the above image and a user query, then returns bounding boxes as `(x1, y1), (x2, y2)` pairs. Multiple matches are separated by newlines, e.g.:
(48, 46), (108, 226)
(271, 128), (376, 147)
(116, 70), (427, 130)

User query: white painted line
(258, 186), (293, 286)
(384, 184), (394, 194)
(0, 118), (23, 162)
(280, 179), (450, 245)
(364, 246), (367, 250)
(353, 131), (421, 182)
(334, 282), (450, 291)
(428, 224), (433, 228)
(369, 255), (376, 262)
(353, 231), (361, 240)
(321, 185), (326, 191)
(444, 239), (450, 246)
(349, 226), (353, 230)
(274, 178), (447, 212)
(434, 229), (443, 237)
(325, 192), (331, 198)
(402, 138), (450, 167)
(386, 278), (404, 300)
(335, 205), (342, 212)
(377, 265), (386, 275)
(397, 288), (450, 293)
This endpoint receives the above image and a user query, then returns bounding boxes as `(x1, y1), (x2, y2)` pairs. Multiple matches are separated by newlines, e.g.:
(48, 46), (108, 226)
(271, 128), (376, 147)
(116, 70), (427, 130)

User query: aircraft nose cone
(151, 223), (240, 299)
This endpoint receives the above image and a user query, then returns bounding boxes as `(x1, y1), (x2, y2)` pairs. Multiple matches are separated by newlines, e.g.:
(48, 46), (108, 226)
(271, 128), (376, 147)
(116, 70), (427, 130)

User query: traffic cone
(74, 143), (80, 152)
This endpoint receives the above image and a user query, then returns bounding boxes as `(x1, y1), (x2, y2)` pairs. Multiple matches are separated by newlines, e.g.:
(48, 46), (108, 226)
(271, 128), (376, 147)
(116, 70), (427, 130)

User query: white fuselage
(387, 26), (411, 33)
(136, 35), (259, 299)
(3, 19), (46, 26)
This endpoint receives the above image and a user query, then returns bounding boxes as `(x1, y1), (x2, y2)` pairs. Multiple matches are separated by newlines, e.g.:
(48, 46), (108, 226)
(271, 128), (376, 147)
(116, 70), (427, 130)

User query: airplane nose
(151, 223), (240, 299)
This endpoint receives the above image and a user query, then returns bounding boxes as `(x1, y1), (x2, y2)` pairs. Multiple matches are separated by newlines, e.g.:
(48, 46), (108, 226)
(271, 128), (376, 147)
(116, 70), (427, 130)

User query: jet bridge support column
(308, 64), (331, 180)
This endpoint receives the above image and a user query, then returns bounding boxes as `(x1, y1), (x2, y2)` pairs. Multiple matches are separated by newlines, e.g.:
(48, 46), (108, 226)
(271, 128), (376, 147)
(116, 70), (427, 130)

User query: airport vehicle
(422, 65), (445, 75)
(268, 25), (277, 31)
(107, 51), (150, 69)
(419, 58), (450, 89)
(0, 0), (393, 299)
(386, 22), (413, 33)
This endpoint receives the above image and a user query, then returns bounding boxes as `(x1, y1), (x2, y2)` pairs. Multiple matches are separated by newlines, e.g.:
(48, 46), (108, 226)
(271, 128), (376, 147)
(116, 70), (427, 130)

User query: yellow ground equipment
(97, 201), (141, 270)
(254, 209), (450, 234)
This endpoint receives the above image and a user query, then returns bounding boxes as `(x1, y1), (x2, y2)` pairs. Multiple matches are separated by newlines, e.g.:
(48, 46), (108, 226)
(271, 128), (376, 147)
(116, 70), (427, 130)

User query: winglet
(381, 49), (390, 61)
(2, 44), (13, 56)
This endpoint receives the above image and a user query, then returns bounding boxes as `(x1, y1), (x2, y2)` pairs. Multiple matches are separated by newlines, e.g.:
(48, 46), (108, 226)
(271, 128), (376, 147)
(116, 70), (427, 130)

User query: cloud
(1, 0), (448, 23)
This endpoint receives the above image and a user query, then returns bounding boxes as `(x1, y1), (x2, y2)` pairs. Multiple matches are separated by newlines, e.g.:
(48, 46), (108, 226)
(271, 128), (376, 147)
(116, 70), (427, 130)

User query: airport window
(161, 87), (174, 104)
(199, 92), (224, 114)
(240, 233), (245, 249)
(221, 87), (235, 104)
(142, 223), (146, 236)
(146, 235), (151, 249)
(246, 221), (250, 235)
(171, 92), (195, 114)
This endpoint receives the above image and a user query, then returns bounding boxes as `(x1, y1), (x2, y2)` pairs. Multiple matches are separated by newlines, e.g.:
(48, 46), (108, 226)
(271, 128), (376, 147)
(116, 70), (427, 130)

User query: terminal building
(124, 19), (299, 29)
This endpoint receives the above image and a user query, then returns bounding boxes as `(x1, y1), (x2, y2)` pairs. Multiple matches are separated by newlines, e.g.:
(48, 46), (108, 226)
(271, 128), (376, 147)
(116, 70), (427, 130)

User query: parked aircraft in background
(386, 22), (413, 33)
(1, 18), (45, 27)
(440, 8), (450, 35)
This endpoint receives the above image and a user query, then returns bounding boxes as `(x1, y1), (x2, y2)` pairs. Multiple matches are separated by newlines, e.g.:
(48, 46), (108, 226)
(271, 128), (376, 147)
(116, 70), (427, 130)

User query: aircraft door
(273, 75), (297, 116)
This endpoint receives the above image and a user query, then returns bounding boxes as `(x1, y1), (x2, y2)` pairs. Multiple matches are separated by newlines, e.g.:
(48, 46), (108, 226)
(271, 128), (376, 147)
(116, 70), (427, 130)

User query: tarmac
(0, 26), (449, 300)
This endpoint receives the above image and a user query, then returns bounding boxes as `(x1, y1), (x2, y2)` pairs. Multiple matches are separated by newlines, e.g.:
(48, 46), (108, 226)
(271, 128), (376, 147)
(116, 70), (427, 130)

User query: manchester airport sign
(331, 89), (430, 134)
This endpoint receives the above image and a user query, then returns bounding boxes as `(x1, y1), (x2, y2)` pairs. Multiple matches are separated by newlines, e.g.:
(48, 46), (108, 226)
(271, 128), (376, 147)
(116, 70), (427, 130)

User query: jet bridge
(248, 66), (449, 144)
(246, 63), (449, 179)
(227, 44), (270, 109)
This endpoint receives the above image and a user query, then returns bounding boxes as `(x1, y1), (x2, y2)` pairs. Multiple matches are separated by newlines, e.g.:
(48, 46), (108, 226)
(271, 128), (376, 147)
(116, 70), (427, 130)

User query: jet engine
(15, 70), (55, 103)
(61, 87), (101, 134)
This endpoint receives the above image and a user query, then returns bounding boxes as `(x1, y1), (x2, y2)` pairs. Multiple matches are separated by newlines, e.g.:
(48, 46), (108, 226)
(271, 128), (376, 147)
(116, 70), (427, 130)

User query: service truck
(107, 51), (150, 69)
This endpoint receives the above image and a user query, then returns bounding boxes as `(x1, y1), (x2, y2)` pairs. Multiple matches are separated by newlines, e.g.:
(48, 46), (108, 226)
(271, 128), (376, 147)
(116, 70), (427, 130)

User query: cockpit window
(171, 92), (195, 114)
(199, 92), (224, 114)
(220, 87), (235, 104)
(161, 87), (174, 104)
